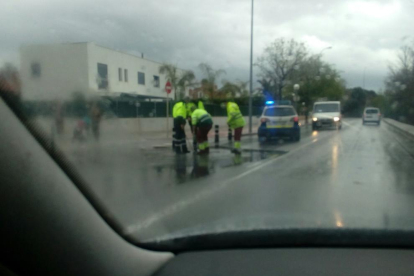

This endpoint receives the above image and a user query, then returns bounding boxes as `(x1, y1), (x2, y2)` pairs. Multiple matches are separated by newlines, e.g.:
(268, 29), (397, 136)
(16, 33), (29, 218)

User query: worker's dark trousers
(196, 124), (212, 153)
(173, 117), (189, 153)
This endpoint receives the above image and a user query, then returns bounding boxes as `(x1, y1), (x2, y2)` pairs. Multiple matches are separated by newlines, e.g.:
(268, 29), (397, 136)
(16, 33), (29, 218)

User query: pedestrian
(185, 97), (196, 134)
(223, 101), (245, 154)
(190, 106), (213, 155)
(196, 98), (205, 110)
(90, 102), (102, 141)
(53, 101), (64, 135)
(185, 97), (206, 134)
(172, 100), (190, 154)
(302, 105), (309, 125)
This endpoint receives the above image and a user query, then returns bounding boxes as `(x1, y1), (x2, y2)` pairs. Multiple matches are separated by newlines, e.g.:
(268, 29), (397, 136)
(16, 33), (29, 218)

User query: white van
(312, 101), (342, 130)
(363, 107), (381, 125)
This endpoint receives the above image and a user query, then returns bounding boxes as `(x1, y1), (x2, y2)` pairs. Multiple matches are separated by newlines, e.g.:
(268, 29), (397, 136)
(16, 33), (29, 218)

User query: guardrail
(383, 118), (414, 140)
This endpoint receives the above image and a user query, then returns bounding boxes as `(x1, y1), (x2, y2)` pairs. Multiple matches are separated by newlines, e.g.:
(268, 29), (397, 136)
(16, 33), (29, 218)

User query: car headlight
(334, 117), (340, 122)
(312, 117), (318, 122)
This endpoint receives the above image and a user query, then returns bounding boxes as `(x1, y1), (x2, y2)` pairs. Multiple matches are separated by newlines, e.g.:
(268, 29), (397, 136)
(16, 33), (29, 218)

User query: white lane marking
(124, 138), (319, 235)
(342, 120), (357, 128)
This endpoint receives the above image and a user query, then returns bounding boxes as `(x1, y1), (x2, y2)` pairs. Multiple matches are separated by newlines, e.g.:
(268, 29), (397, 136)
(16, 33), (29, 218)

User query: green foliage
(220, 80), (249, 98)
(384, 45), (414, 124)
(342, 87), (383, 117)
(159, 63), (196, 100)
(256, 38), (345, 106)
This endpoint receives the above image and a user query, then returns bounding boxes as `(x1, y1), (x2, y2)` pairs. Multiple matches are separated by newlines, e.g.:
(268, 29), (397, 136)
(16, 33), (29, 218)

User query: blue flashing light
(265, 100), (275, 105)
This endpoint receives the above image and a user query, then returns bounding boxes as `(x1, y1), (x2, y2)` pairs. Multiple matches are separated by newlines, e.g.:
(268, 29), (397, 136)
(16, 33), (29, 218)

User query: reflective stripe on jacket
(191, 109), (213, 126)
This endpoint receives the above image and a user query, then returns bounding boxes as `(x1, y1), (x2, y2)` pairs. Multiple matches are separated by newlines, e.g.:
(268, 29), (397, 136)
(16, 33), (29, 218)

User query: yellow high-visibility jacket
(173, 102), (187, 118)
(227, 102), (245, 129)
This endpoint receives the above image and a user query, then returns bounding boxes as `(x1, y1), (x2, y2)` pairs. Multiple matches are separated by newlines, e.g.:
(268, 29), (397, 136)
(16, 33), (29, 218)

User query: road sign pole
(165, 80), (172, 138)
(166, 93), (169, 138)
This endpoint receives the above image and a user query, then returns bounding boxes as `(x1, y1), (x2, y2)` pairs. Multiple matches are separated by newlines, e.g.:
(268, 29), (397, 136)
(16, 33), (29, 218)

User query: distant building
(20, 42), (189, 101)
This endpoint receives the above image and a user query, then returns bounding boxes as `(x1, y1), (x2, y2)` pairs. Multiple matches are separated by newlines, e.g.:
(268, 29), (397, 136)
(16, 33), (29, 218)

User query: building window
(97, 63), (108, 89)
(31, 62), (41, 78)
(153, 75), (160, 88)
(118, 68), (123, 81)
(124, 69), (128, 82)
(138, 72), (145, 85)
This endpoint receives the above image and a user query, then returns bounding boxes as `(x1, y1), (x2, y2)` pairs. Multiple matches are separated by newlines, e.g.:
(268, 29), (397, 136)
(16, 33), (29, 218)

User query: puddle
(151, 148), (283, 185)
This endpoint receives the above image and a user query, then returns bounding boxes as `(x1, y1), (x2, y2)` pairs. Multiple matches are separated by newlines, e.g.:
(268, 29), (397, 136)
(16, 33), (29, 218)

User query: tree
(220, 80), (249, 99)
(256, 38), (308, 100)
(384, 44), (414, 124)
(159, 64), (196, 100)
(197, 63), (226, 99)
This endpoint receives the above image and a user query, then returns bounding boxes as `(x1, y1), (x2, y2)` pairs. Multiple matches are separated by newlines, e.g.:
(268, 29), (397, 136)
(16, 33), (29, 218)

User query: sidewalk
(48, 119), (307, 152)
(383, 118), (414, 140)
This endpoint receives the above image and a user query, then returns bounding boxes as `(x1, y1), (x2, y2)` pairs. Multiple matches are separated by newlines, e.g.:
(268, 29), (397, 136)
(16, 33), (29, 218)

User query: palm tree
(159, 64), (196, 100)
(221, 80), (249, 99)
(198, 63), (226, 99)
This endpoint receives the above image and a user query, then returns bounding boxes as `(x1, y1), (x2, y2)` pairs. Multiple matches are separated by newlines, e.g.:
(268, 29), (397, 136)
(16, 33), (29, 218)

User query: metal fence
(109, 101), (263, 118)
(22, 99), (264, 118)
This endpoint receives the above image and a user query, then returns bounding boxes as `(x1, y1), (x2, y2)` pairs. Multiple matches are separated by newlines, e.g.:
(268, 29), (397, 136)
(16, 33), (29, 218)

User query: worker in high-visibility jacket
(225, 101), (245, 154)
(185, 97), (205, 134)
(190, 106), (213, 155)
(172, 101), (190, 154)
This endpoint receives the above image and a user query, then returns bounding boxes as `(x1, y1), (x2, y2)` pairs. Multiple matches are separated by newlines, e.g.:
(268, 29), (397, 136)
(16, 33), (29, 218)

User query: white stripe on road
(124, 137), (320, 236)
(342, 120), (356, 128)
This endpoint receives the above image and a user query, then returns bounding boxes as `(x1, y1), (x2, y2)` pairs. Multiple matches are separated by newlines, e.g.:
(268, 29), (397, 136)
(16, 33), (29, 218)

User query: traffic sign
(165, 81), (172, 94)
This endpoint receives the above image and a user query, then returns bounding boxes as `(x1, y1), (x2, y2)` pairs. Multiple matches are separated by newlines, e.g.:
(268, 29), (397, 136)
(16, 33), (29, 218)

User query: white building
(20, 42), (188, 101)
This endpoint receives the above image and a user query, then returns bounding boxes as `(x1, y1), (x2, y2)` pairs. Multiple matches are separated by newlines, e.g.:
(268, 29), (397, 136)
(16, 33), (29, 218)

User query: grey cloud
(1, 0), (414, 91)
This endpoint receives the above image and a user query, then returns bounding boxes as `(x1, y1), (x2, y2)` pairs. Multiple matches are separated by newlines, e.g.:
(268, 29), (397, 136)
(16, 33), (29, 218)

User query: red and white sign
(165, 81), (172, 94)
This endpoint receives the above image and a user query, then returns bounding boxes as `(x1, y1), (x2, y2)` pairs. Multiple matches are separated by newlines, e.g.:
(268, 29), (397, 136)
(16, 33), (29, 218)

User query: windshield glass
(366, 109), (379, 114)
(265, 107), (296, 116)
(314, 104), (340, 113)
(2, 0), (414, 251)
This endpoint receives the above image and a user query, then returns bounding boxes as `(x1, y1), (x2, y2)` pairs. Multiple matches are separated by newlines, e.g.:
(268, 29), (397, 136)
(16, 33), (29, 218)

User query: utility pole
(248, 0), (254, 134)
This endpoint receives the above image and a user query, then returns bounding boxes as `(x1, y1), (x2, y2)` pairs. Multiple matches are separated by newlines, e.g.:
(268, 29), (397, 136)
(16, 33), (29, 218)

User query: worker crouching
(224, 101), (245, 154)
(191, 106), (213, 155)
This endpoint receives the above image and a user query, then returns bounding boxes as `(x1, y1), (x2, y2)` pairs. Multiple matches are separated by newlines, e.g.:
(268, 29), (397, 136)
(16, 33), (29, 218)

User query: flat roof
(20, 42), (188, 71)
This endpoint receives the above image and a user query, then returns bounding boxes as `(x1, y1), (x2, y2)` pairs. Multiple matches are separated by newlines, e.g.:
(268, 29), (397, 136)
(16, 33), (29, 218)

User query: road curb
(383, 118), (414, 141)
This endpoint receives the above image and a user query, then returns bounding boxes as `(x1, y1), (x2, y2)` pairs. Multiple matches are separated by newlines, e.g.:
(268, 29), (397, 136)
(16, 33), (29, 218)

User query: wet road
(63, 119), (414, 242)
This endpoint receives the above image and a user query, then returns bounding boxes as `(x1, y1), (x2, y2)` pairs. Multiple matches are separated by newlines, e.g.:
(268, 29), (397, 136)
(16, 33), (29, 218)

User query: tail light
(260, 118), (269, 126)
(291, 116), (299, 125)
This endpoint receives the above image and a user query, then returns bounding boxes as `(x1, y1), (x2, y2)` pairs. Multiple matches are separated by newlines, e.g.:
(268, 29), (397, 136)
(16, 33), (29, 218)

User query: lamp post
(248, 0), (254, 134)
(319, 46), (332, 56)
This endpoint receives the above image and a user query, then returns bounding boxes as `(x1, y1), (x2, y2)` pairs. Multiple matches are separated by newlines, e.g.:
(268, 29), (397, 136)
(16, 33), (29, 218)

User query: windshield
(2, 0), (414, 251)
(365, 109), (379, 114)
(313, 104), (340, 113)
(264, 107), (296, 116)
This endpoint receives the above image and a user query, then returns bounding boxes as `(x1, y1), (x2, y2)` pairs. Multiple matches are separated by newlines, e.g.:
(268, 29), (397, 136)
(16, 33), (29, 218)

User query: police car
(258, 101), (301, 143)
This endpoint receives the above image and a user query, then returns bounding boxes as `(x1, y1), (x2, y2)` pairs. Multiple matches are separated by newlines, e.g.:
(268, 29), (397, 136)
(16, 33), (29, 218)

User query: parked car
(363, 107), (381, 125)
(312, 101), (342, 130)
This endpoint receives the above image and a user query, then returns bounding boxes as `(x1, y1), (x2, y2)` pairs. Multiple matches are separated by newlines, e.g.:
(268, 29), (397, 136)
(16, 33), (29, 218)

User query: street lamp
(319, 46), (332, 56)
(248, 0), (254, 134)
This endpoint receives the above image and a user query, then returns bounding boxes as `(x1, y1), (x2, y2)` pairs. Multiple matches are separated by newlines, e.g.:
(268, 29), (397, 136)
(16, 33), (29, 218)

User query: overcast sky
(2, 0), (414, 91)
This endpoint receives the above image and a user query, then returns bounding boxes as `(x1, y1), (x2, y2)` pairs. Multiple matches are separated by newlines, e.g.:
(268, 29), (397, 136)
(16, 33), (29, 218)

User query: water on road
(60, 119), (414, 243)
